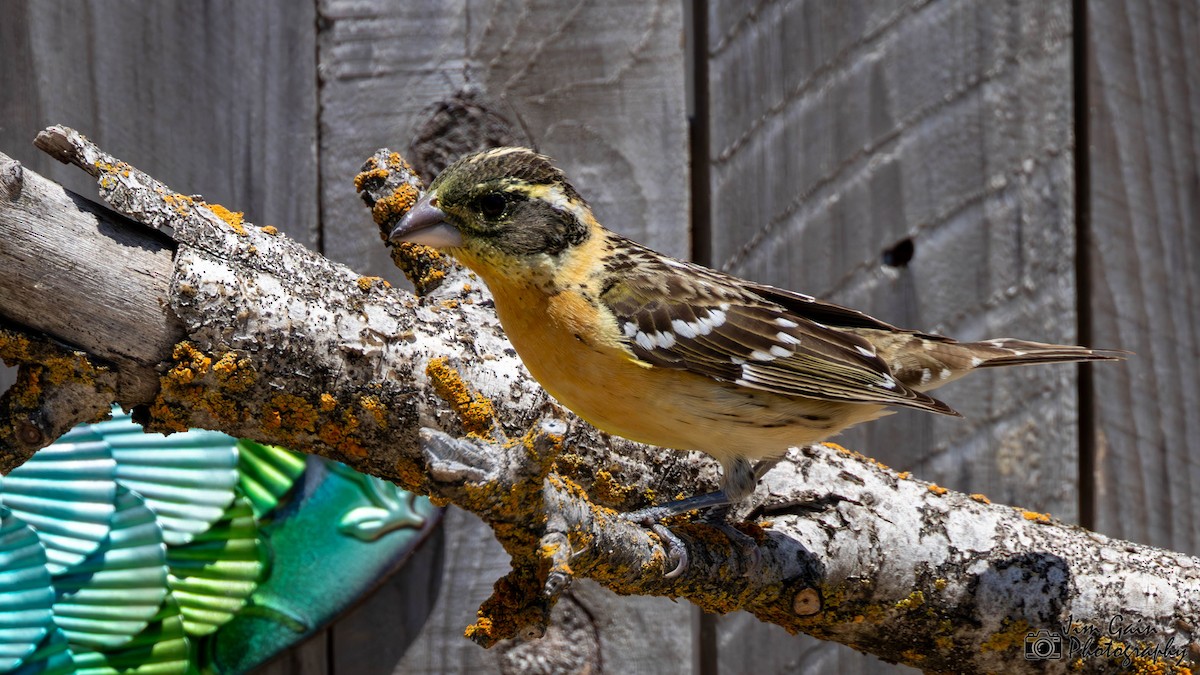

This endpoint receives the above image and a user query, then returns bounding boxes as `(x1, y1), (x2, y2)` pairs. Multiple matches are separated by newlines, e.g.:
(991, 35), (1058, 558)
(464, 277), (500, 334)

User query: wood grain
(332, 526), (446, 673)
(0, 0), (320, 247)
(0, 154), (180, 400)
(255, 631), (330, 675)
(703, 0), (1077, 671)
(1086, 0), (1200, 555)
(317, 0), (691, 279)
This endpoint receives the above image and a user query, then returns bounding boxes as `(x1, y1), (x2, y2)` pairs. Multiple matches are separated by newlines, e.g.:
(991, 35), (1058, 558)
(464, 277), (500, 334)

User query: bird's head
(389, 147), (594, 274)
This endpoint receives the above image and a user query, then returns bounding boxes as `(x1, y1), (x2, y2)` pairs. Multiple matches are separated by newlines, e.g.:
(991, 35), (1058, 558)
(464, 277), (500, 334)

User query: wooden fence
(1, 1), (1196, 672)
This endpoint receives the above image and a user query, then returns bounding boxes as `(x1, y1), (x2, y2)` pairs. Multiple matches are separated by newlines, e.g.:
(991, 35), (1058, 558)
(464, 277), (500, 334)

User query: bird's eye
(477, 192), (508, 219)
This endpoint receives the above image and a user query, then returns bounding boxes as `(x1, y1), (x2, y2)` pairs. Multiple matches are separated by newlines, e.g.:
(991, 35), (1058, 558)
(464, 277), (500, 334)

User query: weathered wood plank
(255, 631), (330, 675)
(704, 0), (1077, 671)
(316, 1), (695, 669)
(331, 526), (445, 673)
(316, 0), (691, 278)
(0, 0), (320, 247)
(0, 152), (180, 402)
(390, 508), (512, 673)
(1086, 0), (1200, 555)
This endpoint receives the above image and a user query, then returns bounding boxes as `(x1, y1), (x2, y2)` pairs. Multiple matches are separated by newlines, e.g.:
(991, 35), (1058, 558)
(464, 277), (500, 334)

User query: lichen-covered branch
(0, 127), (1195, 673)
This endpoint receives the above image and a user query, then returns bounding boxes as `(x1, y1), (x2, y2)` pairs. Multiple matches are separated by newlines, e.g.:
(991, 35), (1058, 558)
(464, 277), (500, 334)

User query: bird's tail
(966, 338), (1127, 368)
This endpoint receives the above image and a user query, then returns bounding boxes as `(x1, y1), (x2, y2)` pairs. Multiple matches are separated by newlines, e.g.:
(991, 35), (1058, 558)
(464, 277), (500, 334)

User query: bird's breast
(477, 275), (884, 462)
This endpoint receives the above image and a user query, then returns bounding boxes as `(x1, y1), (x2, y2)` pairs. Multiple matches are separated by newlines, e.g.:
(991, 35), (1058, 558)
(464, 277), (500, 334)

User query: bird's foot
(625, 489), (734, 523)
(701, 505), (763, 577)
(650, 523), (689, 579)
(625, 489), (765, 578)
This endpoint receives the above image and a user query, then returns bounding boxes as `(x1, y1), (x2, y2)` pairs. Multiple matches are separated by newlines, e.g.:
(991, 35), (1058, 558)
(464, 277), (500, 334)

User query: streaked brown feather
(599, 236), (959, 416)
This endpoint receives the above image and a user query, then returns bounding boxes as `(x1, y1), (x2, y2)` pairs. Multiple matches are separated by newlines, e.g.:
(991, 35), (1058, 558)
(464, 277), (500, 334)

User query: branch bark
(0, 127), (1195, 674)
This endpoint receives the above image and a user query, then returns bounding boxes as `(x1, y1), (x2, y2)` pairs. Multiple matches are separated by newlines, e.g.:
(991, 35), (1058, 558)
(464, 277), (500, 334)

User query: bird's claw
(651, 523), (689, 579)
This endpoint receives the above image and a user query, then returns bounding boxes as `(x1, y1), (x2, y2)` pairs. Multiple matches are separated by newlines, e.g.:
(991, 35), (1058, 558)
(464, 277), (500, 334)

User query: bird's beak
(388, 194), (464, 248)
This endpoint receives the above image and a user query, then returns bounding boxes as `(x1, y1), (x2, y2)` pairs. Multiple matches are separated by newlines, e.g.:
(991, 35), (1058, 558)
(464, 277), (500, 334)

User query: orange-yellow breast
(459, 239), (888, 465)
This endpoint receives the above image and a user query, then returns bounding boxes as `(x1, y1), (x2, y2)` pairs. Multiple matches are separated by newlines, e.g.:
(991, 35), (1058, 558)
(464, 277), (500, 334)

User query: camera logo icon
(1024, 629), (1063, 660)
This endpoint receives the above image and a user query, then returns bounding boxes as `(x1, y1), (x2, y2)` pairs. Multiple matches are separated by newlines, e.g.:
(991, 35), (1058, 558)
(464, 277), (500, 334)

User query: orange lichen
(161, 192), (197, 218)
(207, 203), (248, 236)
(371, 183), (420, 230)
(894, 590), (925, 611)
(319, 393), (337, 412)
(590, 469), (635, 505)
(426, 357), (495, 437)
(167, 341), (213, 385)
(262, 393), (318, 434)
(262, 225), (279, 236)
(93, 160), (133, 188)
(1022, 510), (1051, 523)
(927, 484), (948, 496)
(464, 565), (549, 647)
(353, 166), (390, 192)
(151, 343), (254, 432)
(211, 351), (256, 393)
(824, 442), (892, 472)
(896, 471), (911, 480)
(358, 395), (388, 428)
(317, 416), (367, 459)
(969, 493), (991, 504)
(391, 242), (450, 296)
(356, 276), (391, 291)
(386, 151), (411, 171)
(0, 329), (110, 445)
(980, 618), (1031, 652)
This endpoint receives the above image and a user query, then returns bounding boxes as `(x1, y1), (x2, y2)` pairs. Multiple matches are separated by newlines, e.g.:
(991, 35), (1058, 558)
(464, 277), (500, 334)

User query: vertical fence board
(255, 632), (330, 675)
(332, 526), (446, 673)
(317, 0), (691, 281)
(1086, 0), (1200, 555)
(0, 0), (320, 247)
(315, 2), (695, 672)
(703, 0), (1077, 671)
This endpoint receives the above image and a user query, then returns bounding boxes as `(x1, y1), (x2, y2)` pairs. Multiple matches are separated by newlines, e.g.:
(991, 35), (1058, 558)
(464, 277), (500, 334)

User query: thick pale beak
(388, 194), (465, 248)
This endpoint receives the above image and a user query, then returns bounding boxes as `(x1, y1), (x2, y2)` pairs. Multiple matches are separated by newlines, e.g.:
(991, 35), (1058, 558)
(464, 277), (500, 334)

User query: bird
(389, 146), (1122, 526)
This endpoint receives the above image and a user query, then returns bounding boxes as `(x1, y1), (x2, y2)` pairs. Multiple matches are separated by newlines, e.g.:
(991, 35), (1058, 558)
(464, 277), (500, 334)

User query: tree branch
(0, 127), (1194, 673)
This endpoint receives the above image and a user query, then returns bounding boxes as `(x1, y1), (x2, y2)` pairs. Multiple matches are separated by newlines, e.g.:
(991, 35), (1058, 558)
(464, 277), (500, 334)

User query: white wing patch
(671, 318), (700, 338)
(775, 317), (800, 329)
(636, 330), (677, 350)
(668, 308), (727, 339)
(628, 308), (731, 353)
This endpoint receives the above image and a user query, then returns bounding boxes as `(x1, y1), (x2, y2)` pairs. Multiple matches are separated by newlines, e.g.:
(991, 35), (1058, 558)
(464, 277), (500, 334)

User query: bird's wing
(599, 246), (959, 416)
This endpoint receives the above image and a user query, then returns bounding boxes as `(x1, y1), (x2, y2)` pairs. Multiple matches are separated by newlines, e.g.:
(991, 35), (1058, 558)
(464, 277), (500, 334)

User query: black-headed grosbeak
(390, 147), (1121, 520)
